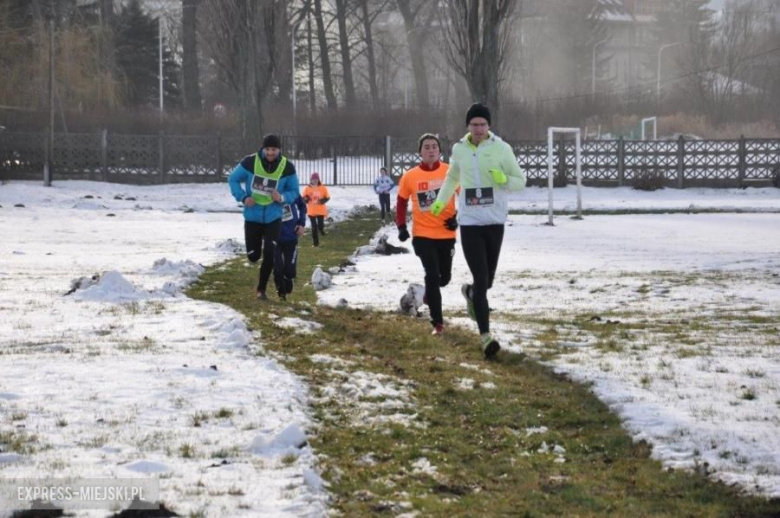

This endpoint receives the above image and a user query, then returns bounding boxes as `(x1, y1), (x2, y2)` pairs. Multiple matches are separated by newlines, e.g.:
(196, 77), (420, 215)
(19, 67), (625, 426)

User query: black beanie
(262, 134), (282, 149)
(465, 103), (491, 126)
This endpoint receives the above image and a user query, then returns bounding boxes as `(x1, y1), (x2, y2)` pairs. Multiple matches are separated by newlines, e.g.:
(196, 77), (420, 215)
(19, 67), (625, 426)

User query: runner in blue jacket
(274, 195), (307, 300)
(228, 134), (300, 300)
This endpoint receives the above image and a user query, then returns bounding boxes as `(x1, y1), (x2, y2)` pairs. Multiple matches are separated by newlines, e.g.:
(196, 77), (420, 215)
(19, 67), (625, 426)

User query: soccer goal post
(641, 116), (657, 140)
(546, 127), (583, 226)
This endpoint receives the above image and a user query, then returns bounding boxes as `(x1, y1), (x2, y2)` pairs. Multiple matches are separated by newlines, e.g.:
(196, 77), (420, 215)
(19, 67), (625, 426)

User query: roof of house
(598, 0), (657, 23)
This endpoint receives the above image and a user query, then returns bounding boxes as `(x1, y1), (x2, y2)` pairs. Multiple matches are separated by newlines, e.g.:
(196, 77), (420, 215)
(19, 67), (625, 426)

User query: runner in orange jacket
(303, 172), (330, 247)
(396, 133), (458, 335)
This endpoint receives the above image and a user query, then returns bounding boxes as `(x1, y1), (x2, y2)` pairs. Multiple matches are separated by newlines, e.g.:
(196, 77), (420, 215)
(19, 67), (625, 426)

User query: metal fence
(515, 136), (780, 188)
(1, 131), (778, 187)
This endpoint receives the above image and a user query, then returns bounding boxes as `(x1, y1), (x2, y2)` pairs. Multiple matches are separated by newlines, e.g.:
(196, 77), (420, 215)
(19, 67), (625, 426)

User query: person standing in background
(303, 172), (330, 247)
(374, 166), (395, 223)
(228, 134), (300, 300)
(430, 103), (526, 359)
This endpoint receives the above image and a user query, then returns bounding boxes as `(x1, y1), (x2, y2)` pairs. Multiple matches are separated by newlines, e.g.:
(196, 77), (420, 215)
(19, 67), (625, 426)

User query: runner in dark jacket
(274, 195), (307, 300)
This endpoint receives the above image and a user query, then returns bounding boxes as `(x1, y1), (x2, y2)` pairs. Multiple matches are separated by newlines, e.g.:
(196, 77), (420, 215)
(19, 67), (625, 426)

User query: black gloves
(398, 225), (410, 242)
(445, 215), (458, 231)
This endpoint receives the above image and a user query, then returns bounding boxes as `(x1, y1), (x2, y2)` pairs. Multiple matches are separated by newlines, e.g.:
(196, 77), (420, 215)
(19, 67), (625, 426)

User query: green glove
(430, 200), (445, 217)
(490, 169), (508, 185)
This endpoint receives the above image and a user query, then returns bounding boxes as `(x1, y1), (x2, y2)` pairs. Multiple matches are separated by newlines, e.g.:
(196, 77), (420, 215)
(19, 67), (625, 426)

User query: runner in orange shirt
(303, 172), (330, 247)
(396, 134), (458, 335)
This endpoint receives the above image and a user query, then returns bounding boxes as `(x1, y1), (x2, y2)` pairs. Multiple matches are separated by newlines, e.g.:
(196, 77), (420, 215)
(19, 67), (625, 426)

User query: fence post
(216, 134), (223, 179)
(617, 137), (625, 186)
(332, 139), (338, 186)
(677, 135), (685, 189)
(158, 131), (166, 184)
(43, 130), (52, 186)
(101, 129), (108, 182)
(385, 135), (391, 172)
(738, 134), (746, 188)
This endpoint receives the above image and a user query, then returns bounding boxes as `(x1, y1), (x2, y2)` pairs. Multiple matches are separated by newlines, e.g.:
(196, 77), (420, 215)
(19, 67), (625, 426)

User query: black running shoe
(481, 335), (501, 360)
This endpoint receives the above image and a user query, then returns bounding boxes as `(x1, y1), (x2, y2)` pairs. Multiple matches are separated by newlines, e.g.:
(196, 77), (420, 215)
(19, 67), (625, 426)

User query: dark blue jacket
(280, 196), (307, 243)
(228, 151), (300, 223)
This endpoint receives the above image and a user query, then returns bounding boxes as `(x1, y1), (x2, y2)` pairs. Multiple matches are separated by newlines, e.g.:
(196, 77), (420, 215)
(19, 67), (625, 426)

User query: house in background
(596, 0), (661, 92)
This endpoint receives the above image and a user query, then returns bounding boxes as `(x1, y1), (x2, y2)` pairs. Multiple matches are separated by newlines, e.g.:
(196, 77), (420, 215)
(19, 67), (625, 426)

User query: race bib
(465, 187), (494, 206)
(252, 175), (278, 196)
(416, 189), (440, 211)
(282, 204), (293, 222)
(415, 179), (442, 211)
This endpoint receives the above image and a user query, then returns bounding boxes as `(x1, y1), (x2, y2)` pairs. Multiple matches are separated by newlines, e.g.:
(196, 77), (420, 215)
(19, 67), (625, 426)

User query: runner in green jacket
(431, 103), (526, 359)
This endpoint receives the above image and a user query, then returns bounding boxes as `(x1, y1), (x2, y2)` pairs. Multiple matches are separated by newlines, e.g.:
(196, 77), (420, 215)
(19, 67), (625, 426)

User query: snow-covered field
(0, 181), (356, 517)
(1, 180), (779, 516)
(322, 185), (780, 499)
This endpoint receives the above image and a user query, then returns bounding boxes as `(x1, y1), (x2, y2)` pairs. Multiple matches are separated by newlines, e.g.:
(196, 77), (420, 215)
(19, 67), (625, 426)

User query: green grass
(509, 208), (780, 216)
(187, 206), (780, 517)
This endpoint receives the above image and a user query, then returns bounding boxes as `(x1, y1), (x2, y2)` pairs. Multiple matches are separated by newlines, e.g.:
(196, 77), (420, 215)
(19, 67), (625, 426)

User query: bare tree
(441, 0), (519, 120)
(181, 0), (202, 111)
(679, 1), (763, 123)
(395, 0), (436, 108)
(199, 0), (281, 137)
(334, 0), (357, 108)
(312, 0), (338, 110)
(356, 0), (380, 108)
(306, 13), (317, 112)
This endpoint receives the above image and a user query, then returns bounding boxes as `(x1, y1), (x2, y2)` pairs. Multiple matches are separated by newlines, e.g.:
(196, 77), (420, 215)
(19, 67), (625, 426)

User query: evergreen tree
(114, 0), (181, 108)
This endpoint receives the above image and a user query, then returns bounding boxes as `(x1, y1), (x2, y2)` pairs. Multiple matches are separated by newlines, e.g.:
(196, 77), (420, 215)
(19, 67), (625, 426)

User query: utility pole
(45, 20), (54, 187)
(159, 17), (164, 121)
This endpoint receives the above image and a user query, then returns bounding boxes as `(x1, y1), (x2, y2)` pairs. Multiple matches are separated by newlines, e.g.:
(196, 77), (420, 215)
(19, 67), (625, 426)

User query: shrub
(633, 167), (665, 191)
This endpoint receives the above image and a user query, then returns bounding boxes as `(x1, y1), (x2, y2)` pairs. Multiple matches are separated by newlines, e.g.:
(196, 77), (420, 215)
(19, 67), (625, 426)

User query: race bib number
(416, 188), (440, 211)
(465, 187), (494, 206)
(252, 175), (278, 196)
(282, 204), (293, 222)
(415, 179), (442, 211)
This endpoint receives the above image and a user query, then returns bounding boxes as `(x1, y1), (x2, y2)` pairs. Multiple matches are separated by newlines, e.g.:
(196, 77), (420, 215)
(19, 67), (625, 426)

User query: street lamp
(657, 42), (684, 102)
(591, 37), (610, 97)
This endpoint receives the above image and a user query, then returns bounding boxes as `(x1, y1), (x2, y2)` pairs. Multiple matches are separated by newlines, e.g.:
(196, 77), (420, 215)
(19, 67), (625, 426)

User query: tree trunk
(482, 1), (502, 121)
(181, 0), (202, 111)
(274, 1), (291, 106)
(358, 0), (379, 109)
(313, 0), (337, 110)
(334, 0), (356, 108)
(441, 0), (516, 127)
(249, 0), (278, 137)
(307, 15), (316, 113)
(396, 0), (429, 108)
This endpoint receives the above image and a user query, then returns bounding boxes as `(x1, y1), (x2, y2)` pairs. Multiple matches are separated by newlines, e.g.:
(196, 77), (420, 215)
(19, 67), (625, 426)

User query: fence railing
(1, 131), (778, 188)
(514, 136), (780, 188)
